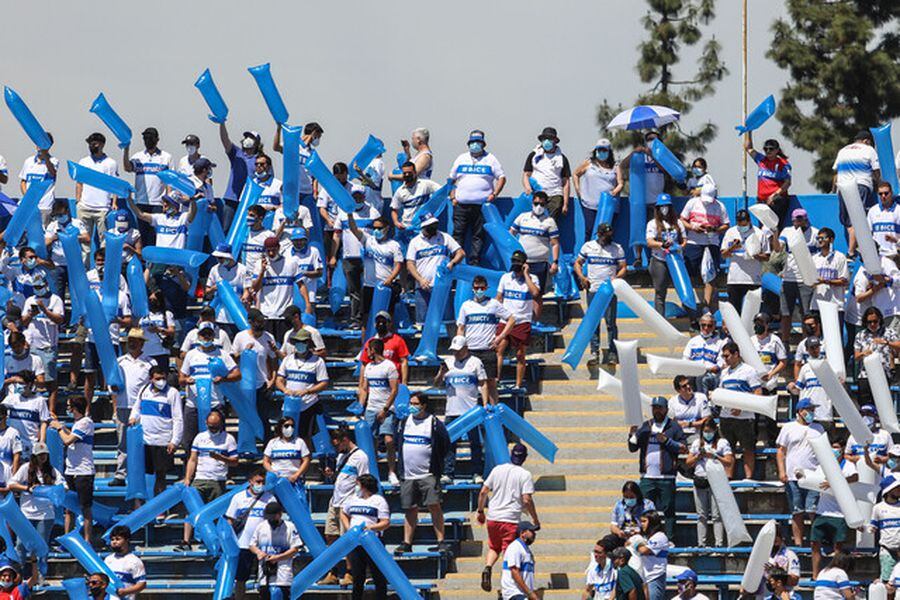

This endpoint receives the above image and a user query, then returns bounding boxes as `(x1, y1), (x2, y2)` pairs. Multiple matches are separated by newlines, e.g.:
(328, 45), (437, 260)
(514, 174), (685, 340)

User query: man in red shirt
(360, 311), (409, 384)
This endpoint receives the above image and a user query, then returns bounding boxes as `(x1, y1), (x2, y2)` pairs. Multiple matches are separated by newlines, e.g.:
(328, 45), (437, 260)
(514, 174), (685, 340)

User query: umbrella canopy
(607, 105), (680, 131)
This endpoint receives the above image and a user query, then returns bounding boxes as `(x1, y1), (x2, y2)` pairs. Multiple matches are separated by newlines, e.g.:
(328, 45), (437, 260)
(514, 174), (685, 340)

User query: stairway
(439, 286), (689, 598)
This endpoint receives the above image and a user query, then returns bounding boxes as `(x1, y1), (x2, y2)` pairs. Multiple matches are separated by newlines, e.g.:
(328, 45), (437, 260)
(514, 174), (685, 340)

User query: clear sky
(2, 0), (889, 198)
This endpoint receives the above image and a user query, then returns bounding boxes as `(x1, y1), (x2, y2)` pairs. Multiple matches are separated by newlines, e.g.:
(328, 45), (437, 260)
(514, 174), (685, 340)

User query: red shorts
(487, 520), (519, 553)
(498, 322), (532, 351)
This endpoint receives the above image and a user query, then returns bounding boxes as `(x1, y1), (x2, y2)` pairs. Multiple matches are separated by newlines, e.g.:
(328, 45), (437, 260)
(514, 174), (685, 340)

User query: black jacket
(627, 418), (686, 477)
(396, 414), (451, 479)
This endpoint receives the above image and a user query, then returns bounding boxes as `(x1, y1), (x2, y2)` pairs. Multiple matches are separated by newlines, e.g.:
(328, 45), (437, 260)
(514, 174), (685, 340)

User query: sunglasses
(700, 322), (715, 329)
(866, 319), (881, 325)
(763, 146), (777, 151)
(678, 383), (692, 390)
(879, 191), (892, 197)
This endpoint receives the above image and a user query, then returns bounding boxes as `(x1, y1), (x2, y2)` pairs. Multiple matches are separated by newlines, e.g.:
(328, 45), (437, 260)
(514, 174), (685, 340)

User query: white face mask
(659, 206), (670, 216)
(242, 138), (256, 150)
(532, 205), (546, 217)
(282, 425), (294, 438)
(152, 378), (166, 391)
(185, 145), (198, 156)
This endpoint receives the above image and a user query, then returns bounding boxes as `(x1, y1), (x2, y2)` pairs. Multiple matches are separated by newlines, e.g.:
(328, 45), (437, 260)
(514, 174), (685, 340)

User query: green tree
(768, 0), (900, 192)
(596, 0), (727, 159)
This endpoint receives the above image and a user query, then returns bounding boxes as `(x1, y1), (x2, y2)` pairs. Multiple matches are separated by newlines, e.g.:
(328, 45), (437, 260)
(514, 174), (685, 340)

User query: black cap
(86, 132), (106, 144)
(597, 223), (613, 234)
(753, 312), (771, 324)
(538, 126), (559, 142)
(142, 127), (159, 138)
(736, 209), (750, 221)
(263, 501), (283, 517)
(193, 157), (216, 172)
(511, 250), (528, 264)
(182, 134), (200, 145)
(855, 130), (874, 143)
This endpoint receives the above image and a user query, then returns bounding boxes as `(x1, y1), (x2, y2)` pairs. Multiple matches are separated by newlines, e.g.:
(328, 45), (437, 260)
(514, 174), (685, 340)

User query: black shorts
(471, 349), (498, 380)
(838, 184), (877, 227)
(236, 548), (255, 582)
(144, 445), (172, 477)
(65, 474), (94, 510)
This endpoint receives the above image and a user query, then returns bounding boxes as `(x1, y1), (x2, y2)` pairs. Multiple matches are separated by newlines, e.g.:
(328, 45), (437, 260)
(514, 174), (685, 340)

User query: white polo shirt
(255, 175), (283, 210)
(443, 355), (487, 417)
(497, 272), (540, 324)
(191, 429), (237, 481)
(524, 147), (570, 196)
(406, 231), (462, 282)
(794, 363), (831, 422)
(721, 225), (769, 284)
(243, 228), (272, 271)
(277, 353), (329, 410)
(289, 245), (323, 296)
(391, 179), (441, 226)
(868, 203), (900, 256)
(226, 489), (275, 549)
(115, 353), (155, 409)
(457, 298), (513, 351)
(78, 155), (119, 209)
(578, 240), (625, 291)
(362, 234), (403, 287)
(717, 362), (762, 419)
(104, 553), (146, 600)
(2, 392), (50, 452)
(129, 149), (173, 206)
(249, 519), (301, 587)
(450, 152), (505, 204)
(511, 212), (559, 263)
(180, 348), (236, 409)
(335, 204), (380, 259)
(331, 448), (369, 508)
(18, 155), (59, 210)
(263, 437), (310, 478)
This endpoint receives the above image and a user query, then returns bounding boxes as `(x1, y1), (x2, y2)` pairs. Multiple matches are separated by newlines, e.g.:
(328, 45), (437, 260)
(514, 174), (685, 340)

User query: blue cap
(861, 404), (877, 415)
(468, 129), (486, 144)
(796, 399), (817, 411)
(291, 227), (308, 241)
(676, 569), (698, 583)
(656, 193), (672, 207)
(114, 210), (130, 222)
(212, 242), (233, 260)
(651, 396), (668, 408)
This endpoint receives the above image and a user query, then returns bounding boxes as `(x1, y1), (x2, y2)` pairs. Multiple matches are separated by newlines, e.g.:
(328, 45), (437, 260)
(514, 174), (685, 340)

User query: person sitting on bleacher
(395, 393), (450, 555)
(741, 526), (801, 598)
(359, 337), (400, 485)
(871, 479), (900, 584)
(496, 250), (541, 389)
(434, 335), (489, 484)
(180, 322), (241, 451)
(0, 245), (53, 310)
(111, 330), (154, 486)
(50, 396), (95, 545)
(581, 535), (618, 600)
(787, 337), (834, 439)
(668, 376), (710, 441)
(684, 417), (733, 547)
(275, 329), (329, 447)
(610, 480), (656, 544)
(232, 309), (278, 442)
(627, 397), (685, 538)
(813, 552), (855, 600)
(776, 398), (825, 546)
(129, 365), (183, 498)
(632, 510), (669, 600)
(360, 311), (409, 384)
(672, 569), (709, 600)
(405, 213), (466, 324)
(854, 307), (900, 405)
(809, 434), (858, 578)
(180, 307), (233, 358)
(4, 334), (45, 400)
(0, 406), (22, 484)
(178, 408), (237, 552)
(226, 466), (274, 600)
(763, 567), (801, 600)
(249, 501), (302, 600)
(263, 416), (311, 484)
(717, 341), (762, 480)
(341, 473), (391, 600)
(3, 370), (49, 460)
(104, 525), (146, 600)
(681, 312), (725, 394)
(845, 404), (893, 467)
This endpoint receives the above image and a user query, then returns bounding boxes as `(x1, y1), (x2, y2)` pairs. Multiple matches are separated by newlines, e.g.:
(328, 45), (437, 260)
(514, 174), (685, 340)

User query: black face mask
(803, 324), (816, 335)
(403, 174), (415, 184)
(753, 323), (766, 335)
(423, 226), (438, 237)
(375, 322), (389, 336)
(599, 234), (613, 245)
(511, 263), (524, 274)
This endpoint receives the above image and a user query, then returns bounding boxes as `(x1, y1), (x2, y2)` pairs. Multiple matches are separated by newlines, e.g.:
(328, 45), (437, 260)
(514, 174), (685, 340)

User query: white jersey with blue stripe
(66, 416), (95, 476)
(104, 553), (146, 600)
(498, 272), (539, 324)
(501, 538), (535, 600)
(342, 494), (390, 534)
(833, 142), (880, 190)
(457, 298), (513, 352)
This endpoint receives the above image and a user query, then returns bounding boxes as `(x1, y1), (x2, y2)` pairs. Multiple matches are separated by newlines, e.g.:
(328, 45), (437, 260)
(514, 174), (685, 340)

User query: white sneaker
(440, 475), (452, 485)
(388, 472), (400, 486)
(473, 474), (484, 484)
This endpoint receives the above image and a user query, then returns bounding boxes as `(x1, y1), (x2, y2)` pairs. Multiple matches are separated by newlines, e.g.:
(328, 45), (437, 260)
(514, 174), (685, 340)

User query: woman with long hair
(573, 139), (623, 241)
(635, 511), (669, 600)
(744, 133), (792, 226)
(645, 195), (686, 315)
(610, 480), (655, 542)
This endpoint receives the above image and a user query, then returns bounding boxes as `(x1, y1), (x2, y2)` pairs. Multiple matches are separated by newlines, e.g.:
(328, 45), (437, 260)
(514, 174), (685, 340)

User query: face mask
(474, 289), (488, 301)
(595, 150), (609, 160)
(864, 416), (876, 429)
(889, 459), (898, 470)
(200, 338), (215, 349)
(208, 423), (222, 434)
(56, 214), (70, 225)
(409, 405), (421, 417)
(251, 483), (265, 495)
(375, 322), (389, 337)
(246, 216), (258, 227)
(282, 426), (294, 438)
(310, 138), (320, 148)
(700, 329), (714, 339)
(241, 138), (255, 150)
(116, 222), (129, 232)
(354, 198), (366, 209)
(600, 234), (613, 245)
(374, 229), (386, 241)
(524, 536), (535, 546)
(423, 226), (438, 237)
(541, 139), (555, 152)
(24, 258), (36, 269)
(702, 431), (715, 442)
(833, 448), (842, 460)
(623, 497), (637, 508)
(659, 206), (670, 216)
(803, 411), (815, 425)
(803, 324), (816, 335)
(753, 323), (766, 335)
(692, 167), (705, 177)
(185, 145), (198, 155)
(294, 342), (309, 355)
(152, 379), (166, 391)
(256, 170), (272, 182)
(532, 204), (546, 217)
(468, 141), (484, 154)
(403, 174), (416, 184)
(165, 205), (179, 216)
(0, 581), (13, 590)
(10, 384), (23, 395)
(738, 224), (751, 234)
(511, 263), (524, 274)
(34, 285), (49, 297)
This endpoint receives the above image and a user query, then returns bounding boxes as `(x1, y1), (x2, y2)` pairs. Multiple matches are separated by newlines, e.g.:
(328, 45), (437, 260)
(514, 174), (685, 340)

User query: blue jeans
(646, 576), (666, 600)
(415, 287), (432, 324)
(443, 414), (483, 479)
(582, 206), (598, 242)
(587, 289), (618, 354)
(786, 480), (819, 514)
(16, 517), (53, 574)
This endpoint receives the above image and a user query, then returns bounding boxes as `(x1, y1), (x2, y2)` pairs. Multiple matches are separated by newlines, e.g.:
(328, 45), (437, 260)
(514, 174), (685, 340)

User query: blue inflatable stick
(32, 484), (66, 507)
(195, 376), (212, 434)
(482, 203), (524, 269)
(281, 125), (302, 220)
(595, 192), (618, 229)
(102, 483), (185, 542)
(186, 198), (212, 252)
(62, 578), (91, 600)
(761, 272), (783, 295)
(364, 283), (392, 341)
(181, 486), (219, 553)
(350, 134), (386, 173)
(61, 493), (117, 528)
(142, 246), (208, 271)
(649, 139), (687, 184)
(125, 424), (147, 501)
(194, 68), (229, 124)
(4, 178), (51, 248)
(389, 152), (408, 195)
(503, 193), (535, 229)
(446, 405), (487, 443)
(4, 87), (52, 149)
(312, 413), (335, 457)
(561, 279), (615, 369)
(216, 280), (250, 331)
(189, 485), (246, 531)
(665, 247), (697, 310)
(57, 531), (121, 594)
(208, 210), (226, 247)
(494, 404), (558, 462)
(272, 478), (327, 556)
(553, 255), (579, 301)
(358, 530), (423, 600)
(482, 410), (511, 467)
(394, 384), (412, 420)
(409, 179), (453, 230)
(736, 95), (776, 135)
(290, 525), (367, 599)
(213, 554), (238, 600)
(412, 263), (451, 360)
(46, 423), (65, 474)
(871, 123), (900, 200)
(353, 420), (381, 487)
(26, 212), (48, 260)
(217, 518), (240, 559)
(329, 260), (347, 316)
(102, 232), (126, 322)
(225, 180), (264, 257)
(306, 151), (356, 214)
(628, 154), (647, 249)
(89, 93), (131, 148)
(126, 257), (149, 319)
(238, 350), (263, 442)
(60, 230), (124, 390)
(157, 169), (197, 198)
(67, 160), (135, 199)
(248, 63), (289, 124)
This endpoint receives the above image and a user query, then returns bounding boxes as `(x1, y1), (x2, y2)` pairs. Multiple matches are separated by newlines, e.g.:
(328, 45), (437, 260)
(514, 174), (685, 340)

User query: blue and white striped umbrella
(607, 105), (680, 131)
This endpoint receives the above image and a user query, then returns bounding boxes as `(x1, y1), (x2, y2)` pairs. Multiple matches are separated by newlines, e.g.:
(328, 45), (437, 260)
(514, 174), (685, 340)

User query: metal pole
(742, 0), (748, 204)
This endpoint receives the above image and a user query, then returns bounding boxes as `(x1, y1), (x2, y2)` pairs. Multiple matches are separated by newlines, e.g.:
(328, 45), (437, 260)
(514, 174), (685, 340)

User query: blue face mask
(623, 497), (637, 508)
(473, 289), (486, 301)
(889, 459), (898, 470)
(595, 150), (609, 160)
(374, 229), (386, 241)
(468, 141), (484, 154)
(692, 167), (705, 177)
(10, 384), (23, 395)
(408, 405), (421, 417)
(200, 339), (215, 349)
(833, 448), (842, 460)
(294, 342), (309, 355)
(802, 411), (815, 425)
(702, 431), (715, 442)
(541, 139), (555, 152)
(24, 258), (36, 270)
(251, 483), (264, 495)
(246, 217), (257, 227)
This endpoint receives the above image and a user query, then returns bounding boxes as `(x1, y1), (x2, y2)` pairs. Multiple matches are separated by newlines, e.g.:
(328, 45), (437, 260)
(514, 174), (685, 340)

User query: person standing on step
(773, 209), (819, 346)
(681, 312), (725, 394)
(123, 127), (173, 244)
(869, 479), (900, 582)
(110, 330), (154, 486)
(634, 511), (669, 600)
(76, 132), (118, 247)
(627, 397), (685, 539)
(751, 312), (787, 445)
(679, 182), (729, 317)
(434, 335), (489, 484)
(341, 473), (391, 600)
(510, 192), (560, 319)
(477, 444), (540, 593)
(645, 194), (687, 315)
(667, 376), (711, 442)
(275, 329), (330, 450)
(495, 250), (541, 389)
(359, 338), (400, 485)
(360, 311), (410, 385)
(405, 213), (466, 323)
(232, 309), (279, 442)
(332, 184), (381, 329)
(523, 126), (571, 220)
(574, 222), (626, 366)
(226, 466), (275, 600)
(720, 208), (770, 313)
(833, 130), (881, 258)
(685, 418), (734, 546)
(394, 393), (451, 555)
(809, 435), (857, 577)
(787, 337), (834, 438)
(716, 341), (762, 480)
(249, 501), (302, 600)
(49, 396), (95, 545)
(128, 366), (183, 498)
(868, 181), (900, 257)
(776, 398), (825, 546)
(573, 138), (624, 242)
(500, 522), (539, 600)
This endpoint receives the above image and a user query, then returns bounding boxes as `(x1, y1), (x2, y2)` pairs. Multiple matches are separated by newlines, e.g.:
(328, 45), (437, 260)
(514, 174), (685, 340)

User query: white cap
(595, 138), (611, 149)
(449, 335), (468, 351)
(350, 183), (367, 197)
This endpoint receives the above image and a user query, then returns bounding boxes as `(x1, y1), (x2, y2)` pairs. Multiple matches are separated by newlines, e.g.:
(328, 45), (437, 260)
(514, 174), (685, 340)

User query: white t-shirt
(0, 427), (23, 475)
(280, 326), (325, 356)
(10, 463), (65, 519)
(191, 430), (237, 481)
(721, 225), (769, 284)
(45, 218), (88, 267)
(180, 326), (233, 355)
(868, 203), (900, 256)
(5, 354), (44, 380)
(232, 330), (277, 388)
(115, 353), (155, 409)
(18, 155), (59, 210)
(335, 204), (380, 259)
(249, 519), (301, 587)
(870, 501), (900, 549)
(331, 448), (369, 508)
(289, 245), (323, 296)
(457, 298), (513, 351)
(833, 142), (879, 190)
(263, 437), (310, 478)
(688, 437), (732, 478)
(255, 175), (283, 210)
(207, 262), (250, 324)
(584, 557), (617, 600)
(78, 155), (119, 209)
(65, 416), (95, 476)
(391, 179), (441, 226)
(443, 355), (487, 417)
(406, 232), (462, 282)
(645, 219), (686, 261)
(401, 415), (434, 480)
(342, 493), (390, 533)
(854, 257), (900, 318)
(363, 359), (398, 413)
(129, 149), (174, 206)
(151, 212), (190, 250)
(812, 566), (851, 600)
(717, 363), (762, 419)
(641, 531), (669, 581)
(812, 251), (848, 308)
(257, 255), (302, 319)
(226, 489), (275, 549)
(277, 353), (329, 410)
(511, 212), (559, 263)
(22, 293), (63, 349)
(501, 539), (535, 600)
(485, 463), (534, 523)
(680, 197), (729, 245)
(243, 228), (273, 272)
(794, 363), (832, 422)
(450, 152), (505, 204)
(578, 162), (618, 210)
(578, 241), (625, 291)
(2, 393), (50, 453)
(362, 234), (403, 287)
(139, 310), (174, 356)
(816, 459), (857, 517)
(497, 272), (540, 324)
(104, 553), (146, 600)
(775, 421), (825, 480)
(180, 348), (237, 409)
